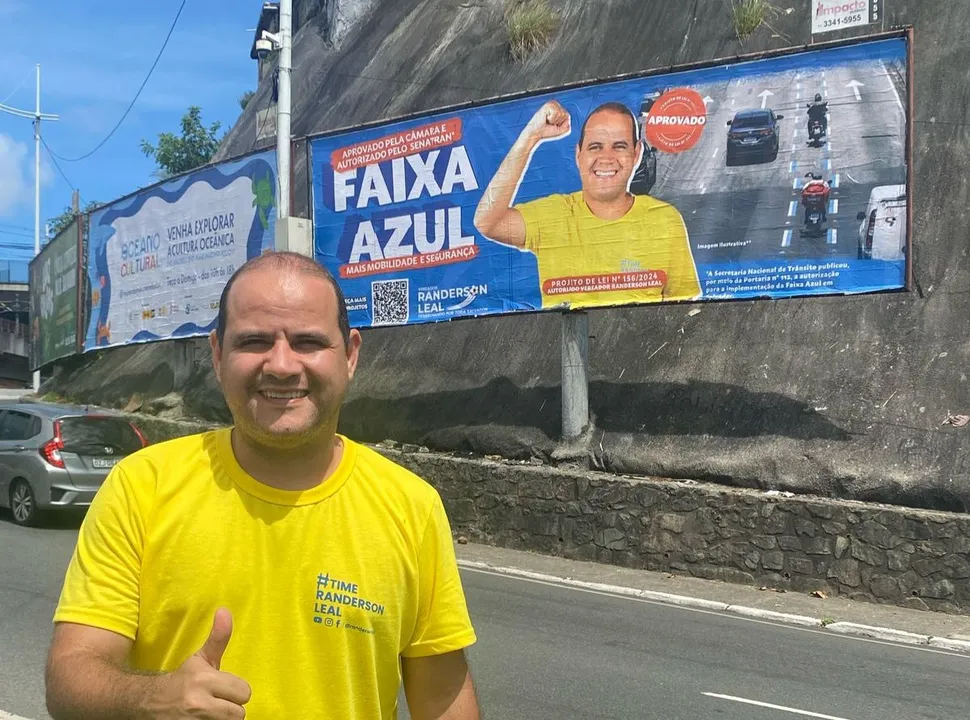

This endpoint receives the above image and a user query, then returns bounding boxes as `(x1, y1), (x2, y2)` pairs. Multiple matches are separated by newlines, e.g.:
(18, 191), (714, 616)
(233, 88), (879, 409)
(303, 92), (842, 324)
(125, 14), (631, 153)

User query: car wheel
(10, 479), (38, 527)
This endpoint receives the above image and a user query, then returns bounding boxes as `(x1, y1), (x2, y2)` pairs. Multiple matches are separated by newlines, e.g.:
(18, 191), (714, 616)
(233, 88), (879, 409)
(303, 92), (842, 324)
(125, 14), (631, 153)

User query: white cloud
(0, 132), (54, 217)
(0, 133), (30, 216)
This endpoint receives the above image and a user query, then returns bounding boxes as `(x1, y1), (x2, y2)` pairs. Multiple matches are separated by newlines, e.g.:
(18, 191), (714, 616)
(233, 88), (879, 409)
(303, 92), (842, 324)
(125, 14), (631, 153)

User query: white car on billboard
(857, 184), (906, 261)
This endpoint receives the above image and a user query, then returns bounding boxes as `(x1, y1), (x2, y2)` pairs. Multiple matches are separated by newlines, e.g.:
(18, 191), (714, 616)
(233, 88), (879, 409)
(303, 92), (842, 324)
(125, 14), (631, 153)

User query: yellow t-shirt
(53, 429), (477, 719)
(516, 191), (701, 308)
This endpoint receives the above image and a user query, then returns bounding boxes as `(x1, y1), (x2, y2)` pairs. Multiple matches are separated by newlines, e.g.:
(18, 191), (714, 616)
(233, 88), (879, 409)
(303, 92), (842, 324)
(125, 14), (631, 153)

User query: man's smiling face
(575, 109), (642, 205)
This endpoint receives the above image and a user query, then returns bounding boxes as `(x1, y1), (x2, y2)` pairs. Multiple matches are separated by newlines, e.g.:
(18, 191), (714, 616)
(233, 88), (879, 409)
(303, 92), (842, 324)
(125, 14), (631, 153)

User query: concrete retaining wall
(382, 447), (970, 615)
(111, 411), (970, 615)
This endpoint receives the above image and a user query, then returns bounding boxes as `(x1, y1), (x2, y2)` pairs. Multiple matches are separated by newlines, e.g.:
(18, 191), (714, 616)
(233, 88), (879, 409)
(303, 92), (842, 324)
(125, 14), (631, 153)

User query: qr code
(371, 278), (410, 325)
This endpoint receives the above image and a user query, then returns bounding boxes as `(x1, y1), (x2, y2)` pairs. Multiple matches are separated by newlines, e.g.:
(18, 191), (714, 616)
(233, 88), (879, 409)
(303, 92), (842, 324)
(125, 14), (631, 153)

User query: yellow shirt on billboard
(53, 429), (477, 720)
(516, 191), (701, 308)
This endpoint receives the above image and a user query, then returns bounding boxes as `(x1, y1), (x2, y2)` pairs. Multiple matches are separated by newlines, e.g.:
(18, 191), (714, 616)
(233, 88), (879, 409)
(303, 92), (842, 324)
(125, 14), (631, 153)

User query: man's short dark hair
(578, 102), (640, 148)
(215, 251), (351, 348)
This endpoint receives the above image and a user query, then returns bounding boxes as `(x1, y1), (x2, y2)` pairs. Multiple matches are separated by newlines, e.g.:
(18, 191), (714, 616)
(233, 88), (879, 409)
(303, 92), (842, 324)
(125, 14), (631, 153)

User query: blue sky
(0, 0), (264, 282)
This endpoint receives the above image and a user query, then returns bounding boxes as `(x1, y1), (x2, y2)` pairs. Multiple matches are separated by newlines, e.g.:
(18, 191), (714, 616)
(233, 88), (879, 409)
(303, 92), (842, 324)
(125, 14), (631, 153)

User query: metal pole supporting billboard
(561, 312), (589, 440)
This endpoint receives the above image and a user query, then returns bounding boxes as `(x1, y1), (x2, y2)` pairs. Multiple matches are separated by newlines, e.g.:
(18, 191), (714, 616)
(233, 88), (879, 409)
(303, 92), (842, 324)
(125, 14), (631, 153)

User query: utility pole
(256, 1), (308, 255)
(0, 64), (59, 392)
(277, 0), (292, 222)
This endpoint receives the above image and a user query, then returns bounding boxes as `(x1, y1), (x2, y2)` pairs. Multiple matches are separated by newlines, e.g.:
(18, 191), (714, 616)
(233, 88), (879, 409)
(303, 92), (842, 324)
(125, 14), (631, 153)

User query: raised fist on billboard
(521, 100), (572, 145)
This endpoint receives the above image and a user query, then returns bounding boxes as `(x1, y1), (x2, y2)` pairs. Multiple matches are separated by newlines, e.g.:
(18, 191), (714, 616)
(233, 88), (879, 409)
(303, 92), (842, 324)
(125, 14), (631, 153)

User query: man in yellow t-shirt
(474, 100), (701, 309)
(45, 252), (480, 720)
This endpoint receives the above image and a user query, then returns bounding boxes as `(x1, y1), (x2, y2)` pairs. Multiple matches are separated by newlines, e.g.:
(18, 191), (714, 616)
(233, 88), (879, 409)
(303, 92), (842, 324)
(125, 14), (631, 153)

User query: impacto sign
(812, 0), (879, 34)
(310, 33), (910, 328)
(29, 219), (82, 369)
(84, 150), (277, 350)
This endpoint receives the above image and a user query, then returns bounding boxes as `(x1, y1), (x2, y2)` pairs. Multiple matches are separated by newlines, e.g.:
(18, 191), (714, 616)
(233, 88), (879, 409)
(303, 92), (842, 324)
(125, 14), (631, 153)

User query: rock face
(48, 1), (970, 513)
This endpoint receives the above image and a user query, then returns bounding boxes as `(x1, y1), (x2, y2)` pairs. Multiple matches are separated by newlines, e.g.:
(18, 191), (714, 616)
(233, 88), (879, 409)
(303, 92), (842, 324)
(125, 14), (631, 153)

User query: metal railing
(0, 318), (28, 337)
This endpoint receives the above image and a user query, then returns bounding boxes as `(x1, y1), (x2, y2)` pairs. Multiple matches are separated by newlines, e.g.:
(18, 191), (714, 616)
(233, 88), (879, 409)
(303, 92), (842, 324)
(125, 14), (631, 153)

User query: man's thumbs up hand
(197, 607), (233, 670)
(151, 608), (252, 719)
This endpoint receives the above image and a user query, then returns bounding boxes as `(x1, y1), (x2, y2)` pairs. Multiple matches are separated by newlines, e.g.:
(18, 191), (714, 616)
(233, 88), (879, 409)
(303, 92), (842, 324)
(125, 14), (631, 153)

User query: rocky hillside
(49, 0), (970, 513)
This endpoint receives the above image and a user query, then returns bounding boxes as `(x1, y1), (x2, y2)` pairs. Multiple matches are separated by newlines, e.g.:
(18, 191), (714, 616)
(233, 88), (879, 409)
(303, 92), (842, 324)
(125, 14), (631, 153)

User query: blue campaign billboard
(310, 33), (911, 328)
(84, 151), (277, 350)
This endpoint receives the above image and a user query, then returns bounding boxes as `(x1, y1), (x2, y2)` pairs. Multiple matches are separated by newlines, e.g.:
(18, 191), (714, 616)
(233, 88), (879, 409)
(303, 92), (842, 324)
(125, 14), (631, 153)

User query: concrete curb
(928, 636), (970, 653)
(458, 559), (970, 654)
(825, 622), (931, 645)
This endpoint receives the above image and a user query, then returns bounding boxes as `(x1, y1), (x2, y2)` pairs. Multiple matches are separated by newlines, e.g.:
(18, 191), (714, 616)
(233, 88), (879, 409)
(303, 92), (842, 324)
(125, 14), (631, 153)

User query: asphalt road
(2, 512), (968, 720)
(652, 56), (907, 266)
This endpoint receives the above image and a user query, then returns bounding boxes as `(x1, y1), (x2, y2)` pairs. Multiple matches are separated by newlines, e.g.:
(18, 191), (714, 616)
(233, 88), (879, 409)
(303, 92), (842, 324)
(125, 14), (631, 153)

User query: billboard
(84, 150), (278, 350)
(309, 33), (910, 328)
(29, 219), (82, 369)
(812, 1), (879, 35)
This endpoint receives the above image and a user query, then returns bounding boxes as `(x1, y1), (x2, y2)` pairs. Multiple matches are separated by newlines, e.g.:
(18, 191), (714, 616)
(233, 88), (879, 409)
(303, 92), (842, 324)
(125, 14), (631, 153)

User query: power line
(47, 0), (187, 163)
(40, 136), (76, 191)
(0, 221), (34, 232)
(0, 68), (31, 106)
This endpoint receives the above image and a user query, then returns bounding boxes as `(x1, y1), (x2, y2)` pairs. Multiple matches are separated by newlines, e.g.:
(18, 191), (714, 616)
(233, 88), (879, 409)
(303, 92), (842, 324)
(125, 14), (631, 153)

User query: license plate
(92, 457), (119, 468)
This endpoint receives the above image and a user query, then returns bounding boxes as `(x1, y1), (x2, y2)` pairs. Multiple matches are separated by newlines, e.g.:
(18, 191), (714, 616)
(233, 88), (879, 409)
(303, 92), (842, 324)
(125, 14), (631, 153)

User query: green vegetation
(140, 106), (224, 180)
(505, 0), (560, 62)
(731, 0), (768, 41)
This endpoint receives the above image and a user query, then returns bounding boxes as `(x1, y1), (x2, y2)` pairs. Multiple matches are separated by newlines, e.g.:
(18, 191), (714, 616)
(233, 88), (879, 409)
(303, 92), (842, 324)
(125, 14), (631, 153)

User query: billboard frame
(27, 215), (84, 371)
(905, 26), (915, 292)
(306, 27), (916, 310)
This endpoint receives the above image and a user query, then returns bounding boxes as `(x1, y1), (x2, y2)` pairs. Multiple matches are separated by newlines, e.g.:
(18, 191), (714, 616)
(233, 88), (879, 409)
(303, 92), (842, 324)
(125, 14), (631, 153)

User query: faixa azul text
(329, 146), (480, 264)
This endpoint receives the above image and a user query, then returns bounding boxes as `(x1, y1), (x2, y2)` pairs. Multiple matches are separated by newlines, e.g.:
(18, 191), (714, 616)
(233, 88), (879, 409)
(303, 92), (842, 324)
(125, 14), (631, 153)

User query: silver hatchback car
(0, 400), (148, 527)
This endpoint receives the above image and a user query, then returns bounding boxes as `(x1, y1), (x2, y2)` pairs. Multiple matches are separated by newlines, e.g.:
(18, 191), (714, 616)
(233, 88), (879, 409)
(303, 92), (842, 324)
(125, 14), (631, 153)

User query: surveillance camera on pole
(255, 32), (279, 61)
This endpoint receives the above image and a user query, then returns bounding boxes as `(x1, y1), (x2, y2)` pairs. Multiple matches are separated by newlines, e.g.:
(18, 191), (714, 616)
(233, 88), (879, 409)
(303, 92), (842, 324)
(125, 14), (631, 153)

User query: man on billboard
(474, 99), (701, 309)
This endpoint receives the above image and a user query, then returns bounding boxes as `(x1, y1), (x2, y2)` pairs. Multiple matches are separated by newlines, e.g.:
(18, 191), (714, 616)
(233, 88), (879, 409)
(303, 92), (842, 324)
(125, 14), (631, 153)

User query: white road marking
(699, 184), (707, 194)
(846, 172), (858, 184)
(788, 200), (798, 217)
(825, 158), (831, 171)
(881, 60), (906, 112)
(458, 564), (970, 658)
(829, 198), (839, 214)
(0, 711), (35, 720)
(703, 693), (853, 720)
(834, 173), (840, 188)
(793, 176), (801, 190)
(712, 147), (719, 158)
(782, 228), (793, 247)
(789, 160), (796, 173)
(828, 228), (838, 246)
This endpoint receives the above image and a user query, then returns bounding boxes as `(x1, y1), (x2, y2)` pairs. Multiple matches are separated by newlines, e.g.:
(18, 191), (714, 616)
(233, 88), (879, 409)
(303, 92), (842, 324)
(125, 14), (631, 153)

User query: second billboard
(310, 34), (910, 328)
(84, 150), (278, 351)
